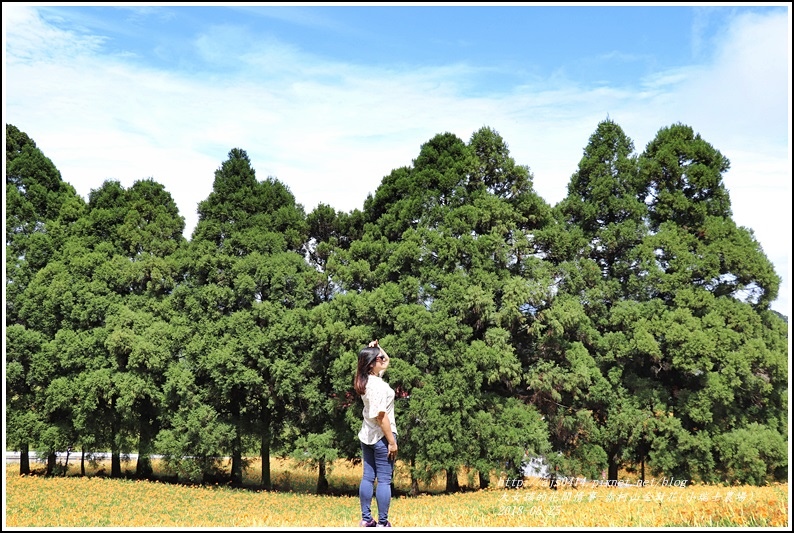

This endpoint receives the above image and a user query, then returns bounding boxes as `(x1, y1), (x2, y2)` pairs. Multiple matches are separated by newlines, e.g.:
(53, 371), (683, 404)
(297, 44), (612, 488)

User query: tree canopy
(4, 121), (788, 490)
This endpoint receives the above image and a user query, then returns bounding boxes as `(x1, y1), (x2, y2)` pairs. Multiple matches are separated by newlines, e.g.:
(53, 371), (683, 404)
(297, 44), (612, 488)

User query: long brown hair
(354, 346), (380, 396)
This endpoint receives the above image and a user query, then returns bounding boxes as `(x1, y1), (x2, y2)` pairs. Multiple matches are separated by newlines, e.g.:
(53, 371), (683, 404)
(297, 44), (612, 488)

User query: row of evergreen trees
(5, 120), (787, 492)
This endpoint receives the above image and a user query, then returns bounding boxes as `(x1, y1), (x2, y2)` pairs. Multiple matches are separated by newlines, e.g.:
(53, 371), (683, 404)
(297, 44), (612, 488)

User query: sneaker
(359, 518), (377, 527)
(376, 521), (392, 527)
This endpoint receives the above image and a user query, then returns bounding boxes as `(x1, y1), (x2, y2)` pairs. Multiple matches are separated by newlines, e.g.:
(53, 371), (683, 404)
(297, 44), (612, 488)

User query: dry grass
(4, 459), (790, 528)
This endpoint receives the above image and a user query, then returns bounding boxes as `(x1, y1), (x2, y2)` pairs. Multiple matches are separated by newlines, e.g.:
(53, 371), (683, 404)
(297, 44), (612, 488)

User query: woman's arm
(369, 340), (389, 363)
(376, 412), (398, 460)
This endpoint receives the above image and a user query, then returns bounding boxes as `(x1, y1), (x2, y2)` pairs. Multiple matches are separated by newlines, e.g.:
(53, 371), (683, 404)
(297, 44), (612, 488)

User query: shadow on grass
(10, 458), (466, 497)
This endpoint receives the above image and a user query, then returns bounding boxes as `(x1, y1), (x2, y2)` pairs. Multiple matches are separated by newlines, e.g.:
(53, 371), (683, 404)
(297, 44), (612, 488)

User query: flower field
(3, 460), (790, 528)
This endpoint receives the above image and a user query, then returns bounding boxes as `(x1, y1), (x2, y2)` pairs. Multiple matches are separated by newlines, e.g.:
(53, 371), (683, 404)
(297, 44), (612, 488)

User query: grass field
(3, 458), (790, 528)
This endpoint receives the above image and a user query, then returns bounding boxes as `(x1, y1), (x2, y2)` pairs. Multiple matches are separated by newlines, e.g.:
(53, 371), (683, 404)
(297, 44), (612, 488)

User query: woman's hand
(387, 441), (398, 462)
(369, 339), (389, 361)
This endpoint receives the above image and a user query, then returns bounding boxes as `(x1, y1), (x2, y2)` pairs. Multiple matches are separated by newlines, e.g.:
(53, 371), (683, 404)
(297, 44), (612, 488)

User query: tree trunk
(607, 457), (619, 485)
(317, 458), (329, 494)
(641, 457), (645, 486)
(410, 458), (419, 497)
(19, 443), (30, 475)
(229, 393), (243, 487)
(479, 469), (490, 489)
(445, 467), (460, 493)
(549, 465), (558, 490)
(46, 451), (56, 476)
(260, 408), (272, 489)
(135, 452), (153, 479)
(135, 403), (155, 479)
(111, 398), (122, 478)
(231, 425), (243, 486)
(80, 449), (86, 476)
(111, 451), (121, 478)
(63, 446), (71, 476)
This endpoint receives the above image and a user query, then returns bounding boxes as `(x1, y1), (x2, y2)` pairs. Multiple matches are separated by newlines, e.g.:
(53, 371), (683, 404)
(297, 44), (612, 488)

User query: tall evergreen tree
(541, 119), (788, 485)
(528, 119), (646, 482)
(301, 204), (377, 492)
(333, 128), (552, 492)
(15, 176), (186, 478)
(160, 148), (317, 487)
(6, 124), (85, 474)
(633, 123), (787, 483)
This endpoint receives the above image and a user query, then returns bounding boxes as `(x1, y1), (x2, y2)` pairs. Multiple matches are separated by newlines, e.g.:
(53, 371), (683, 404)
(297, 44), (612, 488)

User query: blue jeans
(359, 433), (395, 524)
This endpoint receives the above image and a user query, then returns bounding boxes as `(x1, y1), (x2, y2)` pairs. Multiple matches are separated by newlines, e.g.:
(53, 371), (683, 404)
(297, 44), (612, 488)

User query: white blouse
(358, 374), (398, 445)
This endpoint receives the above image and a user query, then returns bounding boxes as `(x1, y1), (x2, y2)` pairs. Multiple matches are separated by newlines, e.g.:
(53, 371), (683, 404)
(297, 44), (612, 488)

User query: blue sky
(3, 3), (791, 315)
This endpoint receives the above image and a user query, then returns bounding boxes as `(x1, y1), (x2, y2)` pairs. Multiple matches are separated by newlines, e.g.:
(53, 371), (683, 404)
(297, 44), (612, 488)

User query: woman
(354, 340), (398, 528)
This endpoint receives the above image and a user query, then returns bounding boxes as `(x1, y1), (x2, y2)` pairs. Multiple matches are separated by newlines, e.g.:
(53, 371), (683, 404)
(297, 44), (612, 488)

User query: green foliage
(535, 118), (788, 485)
(154, 403), (237, 483)
(713, 424), (787, 485)
(5, 122), (787, 490)
(290, 430), (339, 470)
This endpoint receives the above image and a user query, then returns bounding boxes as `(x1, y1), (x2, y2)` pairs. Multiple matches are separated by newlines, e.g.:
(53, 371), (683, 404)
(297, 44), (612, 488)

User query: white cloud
(4, 4), (107, 63)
